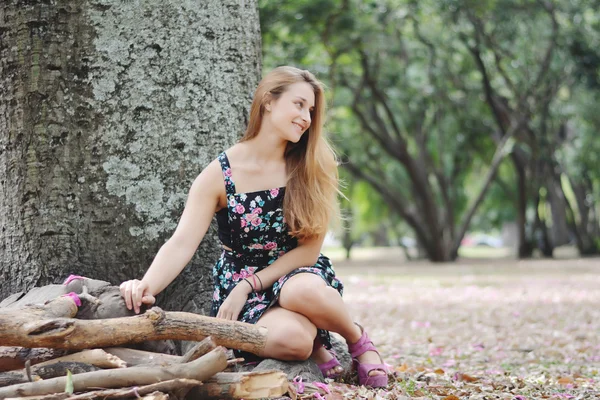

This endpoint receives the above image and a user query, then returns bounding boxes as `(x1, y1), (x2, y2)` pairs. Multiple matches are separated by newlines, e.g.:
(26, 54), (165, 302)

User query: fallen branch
(34, 349), (126, 369)
(191, 371), (289, 399)
(180, 337), (217, 363)
(0, 307), (267, 355)
(102, 347), (180, 367)
(0, 347), (69, 373)
(0, 362), (100, 386)
(0, 346), (228, 398)
(66, 378), (202, 400)
(0, 295), (79, 320)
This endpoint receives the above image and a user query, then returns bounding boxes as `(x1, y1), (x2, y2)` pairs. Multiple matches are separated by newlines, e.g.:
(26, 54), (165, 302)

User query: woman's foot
(347, 324), (388, 388)
(311, 345), (343, 378)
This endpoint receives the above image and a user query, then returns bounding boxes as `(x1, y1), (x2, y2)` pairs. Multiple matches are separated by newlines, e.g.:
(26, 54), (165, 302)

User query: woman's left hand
(216, 280), (253, 320)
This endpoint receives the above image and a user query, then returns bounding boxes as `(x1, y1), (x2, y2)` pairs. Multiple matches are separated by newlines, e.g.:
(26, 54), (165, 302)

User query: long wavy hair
(240, 66), (339, 240)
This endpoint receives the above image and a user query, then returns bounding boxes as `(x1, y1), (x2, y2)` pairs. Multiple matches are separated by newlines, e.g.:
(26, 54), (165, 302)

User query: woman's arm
(215, 233), (325, 320)
(121, 159), (224, 313)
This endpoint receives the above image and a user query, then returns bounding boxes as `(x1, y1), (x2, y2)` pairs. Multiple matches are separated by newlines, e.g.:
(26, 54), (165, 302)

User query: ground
(316, 247), (600, 400)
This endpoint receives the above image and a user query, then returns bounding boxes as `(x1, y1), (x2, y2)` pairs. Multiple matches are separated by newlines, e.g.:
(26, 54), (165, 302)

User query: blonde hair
(241, 66), (339, 240)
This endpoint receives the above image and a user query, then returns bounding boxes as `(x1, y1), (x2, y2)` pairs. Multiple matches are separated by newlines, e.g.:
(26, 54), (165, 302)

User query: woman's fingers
(120, 281), (133, 310)
(120, 280), (151, 313)
(141, 294), (156, 305)
(132, 280), (147, 314)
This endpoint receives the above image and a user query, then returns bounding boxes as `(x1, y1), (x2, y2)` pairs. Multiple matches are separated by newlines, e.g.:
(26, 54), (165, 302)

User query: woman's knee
(260, 309), (316, 360)
(279, 274), (330, 310)
(270, 326), (314, 360)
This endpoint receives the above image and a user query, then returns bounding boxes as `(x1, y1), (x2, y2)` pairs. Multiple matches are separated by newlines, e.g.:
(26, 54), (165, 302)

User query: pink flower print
(279, 251), (286, 257)
(251, 243), (264, 250)
(264, 242), (277, 250)
(251, 218), (262, 227)
(252, 207), (262, 215)
(244, 227), (249, 233)
(240, 219), (247, 227)
(225, 272), (232, 279)
(224, 168), (232, 177)
(213, 290), (220, 300)
(232, 272), (241, 281)
(270, 188), (279, 197)
(235, 204), (245, 214)
(239, 269), (251, 279)
(255, 304), (267, 311)
(229, 198), (236, 207)
(246, 213), (258, 222)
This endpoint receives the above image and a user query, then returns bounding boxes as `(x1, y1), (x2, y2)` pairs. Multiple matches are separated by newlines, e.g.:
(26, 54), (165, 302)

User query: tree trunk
(0, 0), (261, 328)
(512, 155), (533, 258)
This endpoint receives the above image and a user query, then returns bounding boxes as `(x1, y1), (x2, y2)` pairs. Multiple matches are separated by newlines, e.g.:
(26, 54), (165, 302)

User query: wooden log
(66, 378), (202, 400)
(34, 349), (126, 370)
(34, 362), (101, 380)
(0, 347), (69, 373)
(179, 337), (217, 363)
(0, 370), (32, 387)
(0, 362), (101, 386)
(102, 337), (217, 367)
(0, 347), (227, 398)
(0, 295), (79, 320)
(0, 294), (80, 372)
(102, 347), (180, 367)
(0, 307), (268, 355)
(191, 371), (289, 399)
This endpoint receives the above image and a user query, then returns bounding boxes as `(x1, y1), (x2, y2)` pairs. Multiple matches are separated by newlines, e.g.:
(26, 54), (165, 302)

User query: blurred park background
(260, 0), (600, 264)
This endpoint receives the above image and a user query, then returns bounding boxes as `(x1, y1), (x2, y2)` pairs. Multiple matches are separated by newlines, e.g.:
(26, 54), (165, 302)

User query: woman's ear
(263, 92), (273, 112)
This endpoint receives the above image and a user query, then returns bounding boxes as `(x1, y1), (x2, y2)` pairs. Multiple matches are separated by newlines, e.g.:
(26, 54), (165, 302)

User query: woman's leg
(278, 273), (385, 376)
(255, 305), (317, 361)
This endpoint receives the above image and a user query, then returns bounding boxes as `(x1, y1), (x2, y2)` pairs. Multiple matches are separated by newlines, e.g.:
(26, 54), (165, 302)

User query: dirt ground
(324, 249), (600, 399)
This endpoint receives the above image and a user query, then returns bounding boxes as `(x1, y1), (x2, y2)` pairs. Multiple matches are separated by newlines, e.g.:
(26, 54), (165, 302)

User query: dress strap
(218, 152), (236, 197)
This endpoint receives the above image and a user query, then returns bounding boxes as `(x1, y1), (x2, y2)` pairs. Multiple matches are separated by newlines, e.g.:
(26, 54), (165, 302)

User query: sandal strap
(348, 326), (377, 359)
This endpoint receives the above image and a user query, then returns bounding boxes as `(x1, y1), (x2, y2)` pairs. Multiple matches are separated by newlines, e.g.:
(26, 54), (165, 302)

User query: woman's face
(266, 82), (315, 143)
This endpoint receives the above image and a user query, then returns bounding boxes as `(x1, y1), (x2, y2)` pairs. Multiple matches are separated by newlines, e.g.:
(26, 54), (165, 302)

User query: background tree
(260, 0), (600, 260)
(0, 0), (262, 320)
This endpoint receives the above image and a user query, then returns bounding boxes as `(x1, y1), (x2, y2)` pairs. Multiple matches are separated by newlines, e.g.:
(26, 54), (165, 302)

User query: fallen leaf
(557, 376), (574, 385)
(455, 372), (479, 382)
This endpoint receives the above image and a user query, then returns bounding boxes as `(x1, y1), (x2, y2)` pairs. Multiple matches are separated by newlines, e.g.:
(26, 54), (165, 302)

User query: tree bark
(0, 347), (70, 373)
(0, 0), (261, 327)
(0, 347), (227, 398)
(0, 307), (268, 354)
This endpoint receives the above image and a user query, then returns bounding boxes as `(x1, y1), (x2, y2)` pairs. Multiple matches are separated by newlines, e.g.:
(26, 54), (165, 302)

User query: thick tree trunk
(0, 0), (261, 324)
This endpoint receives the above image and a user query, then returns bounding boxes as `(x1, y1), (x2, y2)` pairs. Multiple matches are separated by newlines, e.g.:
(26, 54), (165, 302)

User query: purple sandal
(317, 349), (342, 378)
(347, 324), (388, 388)
(313, 339), (342, 379)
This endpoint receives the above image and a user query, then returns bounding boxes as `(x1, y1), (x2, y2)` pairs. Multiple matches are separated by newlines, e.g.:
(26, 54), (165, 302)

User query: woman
(119, 66), (388, 388)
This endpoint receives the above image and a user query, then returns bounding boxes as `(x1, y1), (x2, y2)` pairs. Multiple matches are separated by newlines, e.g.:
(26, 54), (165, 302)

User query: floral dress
(210, 152), (344, 358)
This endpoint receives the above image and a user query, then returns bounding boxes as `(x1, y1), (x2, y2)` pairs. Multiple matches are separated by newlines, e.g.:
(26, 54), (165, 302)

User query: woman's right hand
(119, 279), (156, 314)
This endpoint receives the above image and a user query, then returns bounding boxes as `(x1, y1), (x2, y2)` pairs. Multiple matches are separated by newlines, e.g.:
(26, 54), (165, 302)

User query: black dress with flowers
(210, 152), (344, 356)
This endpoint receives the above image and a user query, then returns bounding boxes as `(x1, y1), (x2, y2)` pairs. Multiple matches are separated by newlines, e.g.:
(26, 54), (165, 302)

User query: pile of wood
(0, 280), (291, 400)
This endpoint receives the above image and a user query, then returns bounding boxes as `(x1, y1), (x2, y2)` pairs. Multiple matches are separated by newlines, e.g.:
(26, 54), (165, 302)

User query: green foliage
(259, 0), (600, 257)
